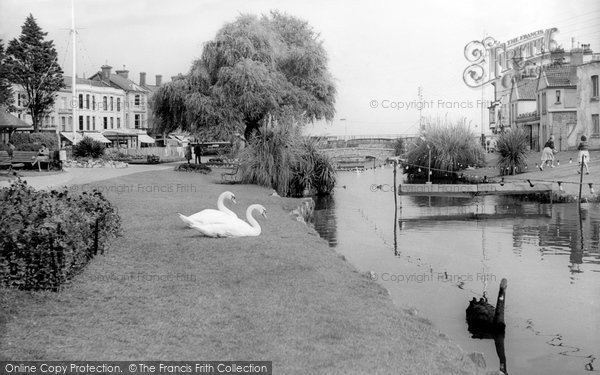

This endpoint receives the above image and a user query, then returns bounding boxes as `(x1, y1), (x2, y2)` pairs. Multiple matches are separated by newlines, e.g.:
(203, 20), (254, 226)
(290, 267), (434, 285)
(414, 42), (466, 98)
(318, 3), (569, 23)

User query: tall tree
(0, 39), (14, 110)
(5, 14), (64, 132)
(153, 11), (336, 140)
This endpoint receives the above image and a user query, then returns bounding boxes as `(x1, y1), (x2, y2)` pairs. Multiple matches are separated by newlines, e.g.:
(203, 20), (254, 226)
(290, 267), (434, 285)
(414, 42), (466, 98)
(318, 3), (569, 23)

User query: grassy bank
(0, 169), (477, 374)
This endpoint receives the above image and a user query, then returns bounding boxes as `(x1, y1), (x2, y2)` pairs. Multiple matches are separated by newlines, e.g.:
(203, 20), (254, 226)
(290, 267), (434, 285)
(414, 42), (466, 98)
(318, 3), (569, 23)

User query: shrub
(393, 138), (405, 156)
(405, 117), (484, 180)
(496, 127), (529, 175)
(291, 137), (336, 196)
(11, 132), (58, 150)
(102, 148), (131, 161)
(0, 180), (121, 291)
(239, 122), (299, 197)
(175, 163), (211, 173)
(15, 143), (41, 151)
(73, 136), (105, 158)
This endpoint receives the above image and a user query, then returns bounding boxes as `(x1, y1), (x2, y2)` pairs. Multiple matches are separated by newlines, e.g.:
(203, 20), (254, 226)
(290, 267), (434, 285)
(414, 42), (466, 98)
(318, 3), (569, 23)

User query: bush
(405, 117), (484, 180)
(496, 127), (529, 175)
(0, 180), (121, 291)
(11, 132), (58, 150)
(175, 163), (211, 173)
(15, 143), (41, 151)
(393, 138), (405, 156)
(239, 122), (299, 197)
(73, 136), (105, 158)
(291, 137), (336, 196)
(102, 148), (131, 161)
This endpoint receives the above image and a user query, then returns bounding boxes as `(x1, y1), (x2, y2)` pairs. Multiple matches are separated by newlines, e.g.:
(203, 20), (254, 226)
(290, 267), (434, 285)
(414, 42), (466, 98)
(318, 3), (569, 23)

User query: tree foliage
(5, 14), (64, 132)
(152, 11), (336, 140)
(0, 39), (14, 110)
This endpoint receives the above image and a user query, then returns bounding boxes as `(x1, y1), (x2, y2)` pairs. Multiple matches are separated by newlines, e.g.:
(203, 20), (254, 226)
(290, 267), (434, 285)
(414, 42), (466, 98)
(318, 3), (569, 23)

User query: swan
(190, 204), (267, 237)
(466, 278), (507, 336)
(178, 191), (237, 226)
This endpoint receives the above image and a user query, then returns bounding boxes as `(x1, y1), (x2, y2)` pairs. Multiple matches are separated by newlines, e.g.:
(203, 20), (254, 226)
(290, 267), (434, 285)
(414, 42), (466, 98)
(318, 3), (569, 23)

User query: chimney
(140, 72), (146, 87)
(101, 65), (112, 82)
(115, 69), (129, 79)
(155, 74), (162, 86)
(570, 48), (584, 66)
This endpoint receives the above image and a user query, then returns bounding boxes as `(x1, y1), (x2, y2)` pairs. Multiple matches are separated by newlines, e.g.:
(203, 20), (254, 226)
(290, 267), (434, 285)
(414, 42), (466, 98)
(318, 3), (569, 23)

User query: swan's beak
(262, 210), (268, 219)
(231, 196), (237, 204)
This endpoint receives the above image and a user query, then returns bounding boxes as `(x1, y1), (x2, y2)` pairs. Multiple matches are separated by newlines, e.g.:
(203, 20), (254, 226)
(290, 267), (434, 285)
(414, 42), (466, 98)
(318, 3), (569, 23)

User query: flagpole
(71, 0), (77, 144)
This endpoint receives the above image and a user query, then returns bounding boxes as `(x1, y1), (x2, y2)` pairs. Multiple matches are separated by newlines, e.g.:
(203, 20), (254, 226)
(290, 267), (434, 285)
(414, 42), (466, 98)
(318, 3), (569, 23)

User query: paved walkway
(0, 163), (176, 190)
(468, 150), (600, 199)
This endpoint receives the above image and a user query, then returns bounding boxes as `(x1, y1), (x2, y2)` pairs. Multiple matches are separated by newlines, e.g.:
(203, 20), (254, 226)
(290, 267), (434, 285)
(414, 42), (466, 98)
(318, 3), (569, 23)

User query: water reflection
(312, 172), (600, 374)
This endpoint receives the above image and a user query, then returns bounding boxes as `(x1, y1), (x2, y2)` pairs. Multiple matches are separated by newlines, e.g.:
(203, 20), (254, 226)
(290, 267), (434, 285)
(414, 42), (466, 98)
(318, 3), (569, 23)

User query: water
(313, 166), (600, 375)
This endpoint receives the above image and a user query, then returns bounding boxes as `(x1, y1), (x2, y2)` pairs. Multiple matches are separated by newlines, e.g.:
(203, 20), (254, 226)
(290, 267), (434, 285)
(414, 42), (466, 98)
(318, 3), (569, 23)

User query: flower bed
(0, 180), (122, 291)
(63, 159), (129, 169)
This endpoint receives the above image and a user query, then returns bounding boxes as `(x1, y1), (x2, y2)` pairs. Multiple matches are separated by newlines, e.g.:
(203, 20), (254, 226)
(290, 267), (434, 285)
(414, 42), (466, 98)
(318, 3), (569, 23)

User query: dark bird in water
(466, 278), (507, 335)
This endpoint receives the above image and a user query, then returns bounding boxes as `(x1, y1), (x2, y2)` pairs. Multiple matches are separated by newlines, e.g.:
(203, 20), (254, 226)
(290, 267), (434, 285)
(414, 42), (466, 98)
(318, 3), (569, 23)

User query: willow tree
(152, 11), (337, 140)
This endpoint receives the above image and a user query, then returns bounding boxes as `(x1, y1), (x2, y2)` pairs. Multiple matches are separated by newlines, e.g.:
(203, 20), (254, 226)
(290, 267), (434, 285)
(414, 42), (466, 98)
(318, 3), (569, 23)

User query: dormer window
(555, 90), (561, 104)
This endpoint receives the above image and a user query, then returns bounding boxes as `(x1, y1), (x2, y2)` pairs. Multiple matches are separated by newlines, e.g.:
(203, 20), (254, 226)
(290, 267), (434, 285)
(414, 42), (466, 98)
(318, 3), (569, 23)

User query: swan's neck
(245, 205), (262, 234)
(217, 193), (234, 215)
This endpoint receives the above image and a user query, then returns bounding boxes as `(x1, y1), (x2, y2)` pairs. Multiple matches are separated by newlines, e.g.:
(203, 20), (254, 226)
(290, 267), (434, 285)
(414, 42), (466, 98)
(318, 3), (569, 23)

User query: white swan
(190, 204), (267, 237)
(178, 191), (237, 226)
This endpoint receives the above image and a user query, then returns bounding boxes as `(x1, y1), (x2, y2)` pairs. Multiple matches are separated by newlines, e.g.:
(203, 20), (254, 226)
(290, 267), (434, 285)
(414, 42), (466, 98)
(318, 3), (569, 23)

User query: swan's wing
(187, 209), (237, 225)
(191, 219), (256, 237)
(189, 223), (222, 237)
(178, 213), (194, 226)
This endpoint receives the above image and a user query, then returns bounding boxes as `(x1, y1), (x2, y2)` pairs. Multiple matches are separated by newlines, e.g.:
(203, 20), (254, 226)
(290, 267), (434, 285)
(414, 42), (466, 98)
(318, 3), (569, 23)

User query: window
(110, 117), (114, 129)
(117, 118), (121, 128)
(103, 96), (108, 111)
(79, 115), (84, 130)
(542, 92), (547, 114)
(593, 75), (599, 98)
(86, 116), (90, 130)
(86, 94), (90, 109)
(93, 117), (96, 130)
(92, 96), (96, 111)
(555, 90), (561, 104)
(110, 97), (114, 111)
(68, 116), (72, 128)
(103, 117), (108, 130)
(117, 98), (121, 111)
(61, 117), (66, 131)
(134, 95), (140, 106)
(134, 114), (140, 129)
(593, 114), (599, 134)
(79, 94), (83, 109)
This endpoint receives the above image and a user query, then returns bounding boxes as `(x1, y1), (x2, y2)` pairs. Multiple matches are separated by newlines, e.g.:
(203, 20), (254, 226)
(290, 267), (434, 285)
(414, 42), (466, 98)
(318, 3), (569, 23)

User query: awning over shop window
(138, 134), (156, 143)
(60, 132), (84, 144)
(83, 132), (112, 143)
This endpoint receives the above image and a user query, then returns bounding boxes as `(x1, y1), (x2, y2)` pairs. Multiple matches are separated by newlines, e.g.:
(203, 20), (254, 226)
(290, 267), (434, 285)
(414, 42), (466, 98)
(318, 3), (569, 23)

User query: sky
(1, 0), (599, 137)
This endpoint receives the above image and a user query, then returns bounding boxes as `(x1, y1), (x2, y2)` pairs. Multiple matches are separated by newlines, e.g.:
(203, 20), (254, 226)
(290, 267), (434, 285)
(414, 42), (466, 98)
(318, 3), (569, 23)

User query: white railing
(118, 147), (184, 157)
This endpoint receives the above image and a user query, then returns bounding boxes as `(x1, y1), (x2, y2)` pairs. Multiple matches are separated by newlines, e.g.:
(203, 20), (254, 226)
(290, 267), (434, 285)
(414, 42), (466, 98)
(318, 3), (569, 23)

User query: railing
(118, 147), (184, 157)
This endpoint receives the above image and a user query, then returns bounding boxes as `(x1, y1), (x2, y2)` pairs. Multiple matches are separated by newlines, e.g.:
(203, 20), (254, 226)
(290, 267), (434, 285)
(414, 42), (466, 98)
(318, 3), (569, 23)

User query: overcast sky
(1, 0), (598, 137)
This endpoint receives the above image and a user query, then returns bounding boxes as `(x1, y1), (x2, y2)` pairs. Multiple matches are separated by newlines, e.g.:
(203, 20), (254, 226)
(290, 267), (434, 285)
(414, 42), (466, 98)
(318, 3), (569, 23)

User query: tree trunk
(243, 117), (262, 142)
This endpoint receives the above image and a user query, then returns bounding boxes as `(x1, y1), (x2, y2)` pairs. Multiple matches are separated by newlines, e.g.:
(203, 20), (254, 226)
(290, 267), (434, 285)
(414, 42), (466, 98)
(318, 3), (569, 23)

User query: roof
(515, 79), (537, 100)
(0, 109), (31, 128)
(62, 76), (112, 89)
(89, 72), (150, 93)
(542, 66), (576, 87)
(143, 84), (160, 94)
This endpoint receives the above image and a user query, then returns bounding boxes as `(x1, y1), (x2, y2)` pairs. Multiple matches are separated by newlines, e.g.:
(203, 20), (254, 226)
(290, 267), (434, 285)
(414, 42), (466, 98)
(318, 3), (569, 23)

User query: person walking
(577, 135), (590, 175)
(540, 135), (556, 171)
(194, 143), (202, 164)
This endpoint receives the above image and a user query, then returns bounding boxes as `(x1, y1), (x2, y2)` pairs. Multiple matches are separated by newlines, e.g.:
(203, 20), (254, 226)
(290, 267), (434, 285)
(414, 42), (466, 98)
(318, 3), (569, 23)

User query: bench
(221, 163), (241, 183)
(11, 151), (50, 172)
(0, 151), (15, 175)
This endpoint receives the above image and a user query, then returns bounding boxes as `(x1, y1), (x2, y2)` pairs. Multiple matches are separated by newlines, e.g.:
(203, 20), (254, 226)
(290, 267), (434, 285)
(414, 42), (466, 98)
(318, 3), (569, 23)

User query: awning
(138, 134), (155, 143)
(61, 132), (84, 144)
(83, 132), (112, 143)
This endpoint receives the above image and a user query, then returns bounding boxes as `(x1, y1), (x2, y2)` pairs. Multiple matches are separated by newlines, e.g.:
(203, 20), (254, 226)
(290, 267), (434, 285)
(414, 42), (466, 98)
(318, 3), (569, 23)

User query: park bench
(221, 163), (241, 183)
(0, 151), (15, 175)
(11, 150), (50, 172)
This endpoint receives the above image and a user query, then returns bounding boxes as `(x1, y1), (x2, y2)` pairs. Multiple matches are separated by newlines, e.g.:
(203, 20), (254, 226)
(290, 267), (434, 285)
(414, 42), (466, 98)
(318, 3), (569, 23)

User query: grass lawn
(0, 169), (478, 374)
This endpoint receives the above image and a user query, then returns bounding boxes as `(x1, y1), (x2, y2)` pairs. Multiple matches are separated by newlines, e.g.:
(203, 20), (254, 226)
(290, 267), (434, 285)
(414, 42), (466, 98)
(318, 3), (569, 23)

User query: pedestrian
(540, 135), (556, 170)
(577, 135), (590, 175)
(194, 143), (202, 164)
(6, 141), (15, 158)
(184, 144), (192, 164)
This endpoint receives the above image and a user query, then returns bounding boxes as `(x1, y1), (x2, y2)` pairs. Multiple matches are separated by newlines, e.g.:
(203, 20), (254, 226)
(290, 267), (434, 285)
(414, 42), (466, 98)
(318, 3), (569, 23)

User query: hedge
(0, 180), (122, 291)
